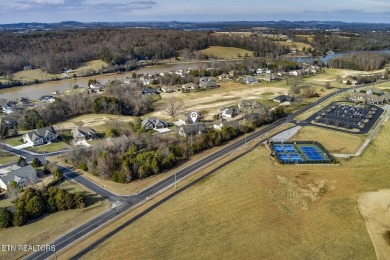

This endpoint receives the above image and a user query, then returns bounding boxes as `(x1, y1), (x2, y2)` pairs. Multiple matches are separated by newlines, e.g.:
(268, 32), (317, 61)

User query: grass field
(1, 136), (24, 146)
(289, 126), (366, 154)
(0, 150), (19, 165)
(76, 120), (390, 260)
(9, 60), (108, 83)
(26, 142), (70, 153)
(0, 179), (109, 259)
(199, 46), (254, 59)
(279, 41), (313, 51)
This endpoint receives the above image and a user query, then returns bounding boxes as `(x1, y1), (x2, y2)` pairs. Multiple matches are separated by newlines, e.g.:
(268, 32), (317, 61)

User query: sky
(0, 0), (389, 24)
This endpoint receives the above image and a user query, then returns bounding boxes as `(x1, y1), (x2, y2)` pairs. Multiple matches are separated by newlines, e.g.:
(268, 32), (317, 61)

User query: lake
(1, 50), (389, 100)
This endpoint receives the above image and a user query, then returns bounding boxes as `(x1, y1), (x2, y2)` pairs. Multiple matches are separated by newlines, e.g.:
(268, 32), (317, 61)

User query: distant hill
(0, 20), (389, 32)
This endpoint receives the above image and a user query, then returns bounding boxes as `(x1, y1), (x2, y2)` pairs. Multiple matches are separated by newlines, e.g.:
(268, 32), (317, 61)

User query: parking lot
(308, 102), (384, 134)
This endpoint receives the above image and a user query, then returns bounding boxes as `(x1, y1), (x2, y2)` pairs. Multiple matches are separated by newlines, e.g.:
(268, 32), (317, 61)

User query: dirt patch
(358, 190), (390, 260)
(267, 173), (334, 214)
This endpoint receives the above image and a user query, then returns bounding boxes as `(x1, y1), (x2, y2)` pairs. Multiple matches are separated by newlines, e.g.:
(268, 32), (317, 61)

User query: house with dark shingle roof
(178, 123), (207, 138)
(71, 126), (96, 141)
(199, 77), (217, 89)
(273, 95), (293, 103)
(0, 165), (37, 190)
(23, 126), (57, 146)
(142, 117), (169, 130)
(220, 107), (239, 118)
(213, 120), (241, 131)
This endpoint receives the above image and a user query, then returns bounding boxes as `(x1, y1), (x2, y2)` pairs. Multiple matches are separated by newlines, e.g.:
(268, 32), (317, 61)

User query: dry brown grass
(199, 46), (254, 59)
(279, 41), (313, 51)
(56, 121), (390, 259)
(289, 126), (366, 154)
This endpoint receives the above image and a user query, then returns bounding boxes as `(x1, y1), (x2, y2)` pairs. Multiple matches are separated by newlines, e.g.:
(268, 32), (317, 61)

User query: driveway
(13, 143), (33, 150)
(155, 128), (171, 133)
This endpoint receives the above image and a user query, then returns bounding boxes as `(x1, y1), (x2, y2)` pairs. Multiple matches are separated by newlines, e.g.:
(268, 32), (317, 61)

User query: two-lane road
(24, 80), (389, 259)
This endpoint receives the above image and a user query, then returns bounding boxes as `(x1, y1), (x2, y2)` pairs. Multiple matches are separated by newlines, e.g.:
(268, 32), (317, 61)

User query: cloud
(130, 1), (157, 5)
(18, 0), (64, 5)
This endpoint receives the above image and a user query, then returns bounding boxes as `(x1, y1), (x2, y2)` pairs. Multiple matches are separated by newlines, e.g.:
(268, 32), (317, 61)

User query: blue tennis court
(278, 153), (290, 161)
(289, 153), (302, 162)
(300, 146), (325, 161)
(271, 142), (333, 164)
(274, 145), (285, 152)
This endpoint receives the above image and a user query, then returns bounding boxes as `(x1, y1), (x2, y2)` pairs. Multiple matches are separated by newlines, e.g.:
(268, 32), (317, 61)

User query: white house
(220, 107), (239, 118)
(213, 120), (241, 131)
(71, 126), (96, 141)
(0, 165), (37, 190)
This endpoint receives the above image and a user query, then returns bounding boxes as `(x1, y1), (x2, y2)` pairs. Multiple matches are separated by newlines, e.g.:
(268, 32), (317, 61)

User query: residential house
(0, 117), (17, 129)
(39, 95), (56, 103)
(243, 76), (258, 84)
(229, 70), (237, 78)
(90, 82), (104, 90)
(182, 83), (199, 92)
(0, 99), (15, 114)
(161, 86), (175, 93)
(256, 68), (264, 74)
(366, 88), (384, 95)
(178, 123), (207, 138)
(289, 70), (301, 76)
(23, 126), (57, 146)
(218, 73), (229, 80)
(213, 120), (241, 131)
(71, 126), (96, 141)
(220, 107), (239, 118)
(349, 92), (387, 104)
(199, 77), (217, 89)
(176, 115), (192, 126)
(0, 165), (37, 190)
(273, 95), (294, 103)
(141, 117), (169, 130)
(141, 87), (159, 95)
(264, 73), (278, 82)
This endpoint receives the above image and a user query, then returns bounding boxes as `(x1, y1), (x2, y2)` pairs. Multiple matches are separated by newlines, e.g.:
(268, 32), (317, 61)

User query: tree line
(0, 187), (85, 228)
(0, 28), (289, 76)
(327, 52), (390, 71)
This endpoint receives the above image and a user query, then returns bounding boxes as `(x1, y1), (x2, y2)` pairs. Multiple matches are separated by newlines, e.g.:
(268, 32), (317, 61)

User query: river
(1, 50), (389, 100)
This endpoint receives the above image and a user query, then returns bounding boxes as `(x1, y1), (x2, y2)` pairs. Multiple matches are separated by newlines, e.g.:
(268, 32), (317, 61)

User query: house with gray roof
(178, 123), (207, 138)
(142, 117), (169, 130)
(199, 77), (217, 89)
(71, 126), (96, 141)
(23, 126), (57, 146)
(220, 107), (239, 118)
(0, 165), (37, 190)
(213, 120), (241, 131)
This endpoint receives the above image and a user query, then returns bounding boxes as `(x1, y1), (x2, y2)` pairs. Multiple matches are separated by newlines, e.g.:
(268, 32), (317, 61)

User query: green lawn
(261, 92), (275, 96)
(1, 136), (24, 146)
(0, 150), (19, 165)
(26, 142), (70, 153)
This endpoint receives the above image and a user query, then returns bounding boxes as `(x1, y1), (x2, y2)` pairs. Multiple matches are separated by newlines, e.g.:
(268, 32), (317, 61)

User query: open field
(289, 126), (366, 154)
(70, 120), (390, 260)
(13, 69), (62, 82)
(75, 60), (108, 77)
(199, 46), (254, 59)
(54, 114), (135, 131)
(0, 150), (19, 165)
(0, 179), (109, 259)
(9, 60), (108, 83)
(278, 41), (313, 51)
(152, 80), (290, 120)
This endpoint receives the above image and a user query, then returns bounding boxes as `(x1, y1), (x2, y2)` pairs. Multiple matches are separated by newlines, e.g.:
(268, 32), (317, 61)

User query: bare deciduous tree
(164, 98), (185, 121)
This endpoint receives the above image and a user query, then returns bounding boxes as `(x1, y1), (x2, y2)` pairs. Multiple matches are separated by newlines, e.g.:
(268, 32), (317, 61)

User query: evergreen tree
(13, 208), (27, 226)
(0, 208), (13, 228)
(25, 195), (46, 219)
(17, 156), (27, 167)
